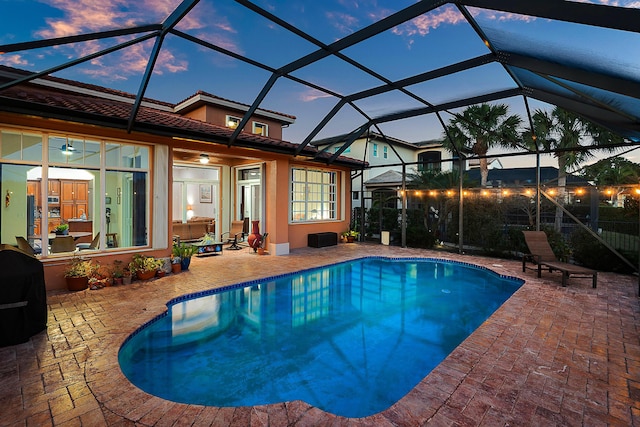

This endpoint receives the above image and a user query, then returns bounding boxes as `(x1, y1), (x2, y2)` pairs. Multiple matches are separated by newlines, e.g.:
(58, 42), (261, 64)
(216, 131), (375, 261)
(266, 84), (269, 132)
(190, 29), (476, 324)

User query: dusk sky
(1, 0), (639, 168)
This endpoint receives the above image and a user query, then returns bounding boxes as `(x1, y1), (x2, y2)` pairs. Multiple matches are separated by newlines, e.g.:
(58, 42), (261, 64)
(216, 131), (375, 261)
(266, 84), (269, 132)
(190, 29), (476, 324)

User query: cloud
(326, 11), (360, 35)
(0, 54), (31, 67)
(31, 0), (223, 82)
(300, 88), (334, 102)
(392, 7), (466, 37)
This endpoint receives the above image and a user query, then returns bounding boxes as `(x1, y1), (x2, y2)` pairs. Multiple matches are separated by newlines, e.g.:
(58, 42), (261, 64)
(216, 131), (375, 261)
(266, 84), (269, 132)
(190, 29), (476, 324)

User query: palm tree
(524, 107), (624, 229)
(442, 103), (522, 187)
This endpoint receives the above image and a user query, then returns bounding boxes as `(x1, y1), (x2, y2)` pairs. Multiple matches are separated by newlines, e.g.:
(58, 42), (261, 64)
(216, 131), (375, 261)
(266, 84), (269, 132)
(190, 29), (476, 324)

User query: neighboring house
(0, 65), (359, 290)
(311, 132), (458, 211)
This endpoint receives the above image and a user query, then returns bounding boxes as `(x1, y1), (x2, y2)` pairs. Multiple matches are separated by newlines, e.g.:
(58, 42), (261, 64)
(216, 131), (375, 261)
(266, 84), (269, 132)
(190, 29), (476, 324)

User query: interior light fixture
(60, 143), (75, 155)
(199, 154), (209, 164)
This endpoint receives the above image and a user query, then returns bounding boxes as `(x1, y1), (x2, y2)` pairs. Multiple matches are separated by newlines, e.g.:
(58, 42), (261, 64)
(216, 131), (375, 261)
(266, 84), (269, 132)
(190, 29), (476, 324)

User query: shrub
(570, 228), (635, 273)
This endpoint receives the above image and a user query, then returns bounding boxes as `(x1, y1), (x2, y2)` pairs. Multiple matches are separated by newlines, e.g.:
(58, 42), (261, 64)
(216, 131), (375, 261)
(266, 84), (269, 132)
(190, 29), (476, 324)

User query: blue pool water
(119, 257), (522, 418)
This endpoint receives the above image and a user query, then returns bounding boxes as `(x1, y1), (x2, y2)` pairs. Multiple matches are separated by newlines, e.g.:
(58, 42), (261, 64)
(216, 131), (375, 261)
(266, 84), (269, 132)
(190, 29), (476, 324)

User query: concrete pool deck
(1, 244), (639, 426)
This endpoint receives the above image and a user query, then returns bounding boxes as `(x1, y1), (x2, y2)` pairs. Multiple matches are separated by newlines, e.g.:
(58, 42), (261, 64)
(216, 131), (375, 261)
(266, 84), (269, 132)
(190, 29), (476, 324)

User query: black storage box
(0, 245), (47, 347)
(308, 232), (338, 248)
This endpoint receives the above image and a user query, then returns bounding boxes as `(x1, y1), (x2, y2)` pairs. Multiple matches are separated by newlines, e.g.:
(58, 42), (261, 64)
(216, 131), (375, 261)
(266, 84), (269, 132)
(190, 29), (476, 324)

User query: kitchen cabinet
(68, 219), (93, 244)
(61, 180), (88, 221)
(27, 181), (40, 207)
(48, 180), (60, 197)
(48, 217), (61, 233)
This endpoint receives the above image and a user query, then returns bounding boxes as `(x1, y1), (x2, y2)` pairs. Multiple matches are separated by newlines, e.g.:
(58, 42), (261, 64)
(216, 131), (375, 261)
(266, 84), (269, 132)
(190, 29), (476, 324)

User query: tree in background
(523, 107), (623, 231)
(442, 103), (521, 187)
(580, 157), (640, 207)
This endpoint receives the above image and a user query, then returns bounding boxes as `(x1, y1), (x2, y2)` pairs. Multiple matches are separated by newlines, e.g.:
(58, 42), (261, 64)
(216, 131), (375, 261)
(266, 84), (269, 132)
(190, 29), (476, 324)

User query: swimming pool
(119, 257), (522, 418)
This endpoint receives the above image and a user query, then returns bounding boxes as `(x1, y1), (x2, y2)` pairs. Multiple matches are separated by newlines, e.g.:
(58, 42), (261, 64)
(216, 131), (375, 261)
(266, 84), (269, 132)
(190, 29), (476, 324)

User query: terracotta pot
(247, 220), (260, 251)
(113, 277), (124, 286)
(137, 269), (156, 281)
(66, 276), (88, 291)
(171, 263), (181, 273)
(257, 247), (266, 255)
(156, 270), (166, 278)
(347, 236), (355, 243)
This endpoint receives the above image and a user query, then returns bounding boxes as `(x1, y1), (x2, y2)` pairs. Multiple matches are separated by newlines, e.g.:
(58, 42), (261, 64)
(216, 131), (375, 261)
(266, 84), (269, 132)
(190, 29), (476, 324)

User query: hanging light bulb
(199, 154), (209, 164)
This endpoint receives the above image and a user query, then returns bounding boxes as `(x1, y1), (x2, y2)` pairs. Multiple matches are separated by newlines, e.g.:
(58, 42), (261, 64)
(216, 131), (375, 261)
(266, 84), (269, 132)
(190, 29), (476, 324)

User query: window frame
(252, 121), (268, 136)
(226, 115), (241, 129)
(290, 167), (337, 223)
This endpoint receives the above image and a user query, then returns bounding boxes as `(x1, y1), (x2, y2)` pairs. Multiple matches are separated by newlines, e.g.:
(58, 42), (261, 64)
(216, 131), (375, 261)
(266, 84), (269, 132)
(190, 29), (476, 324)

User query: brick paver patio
(1, 244), (639, 426)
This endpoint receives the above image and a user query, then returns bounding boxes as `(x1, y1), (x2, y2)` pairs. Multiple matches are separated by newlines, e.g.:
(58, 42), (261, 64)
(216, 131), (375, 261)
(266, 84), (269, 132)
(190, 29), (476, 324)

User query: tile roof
(0, 66), (358, 167)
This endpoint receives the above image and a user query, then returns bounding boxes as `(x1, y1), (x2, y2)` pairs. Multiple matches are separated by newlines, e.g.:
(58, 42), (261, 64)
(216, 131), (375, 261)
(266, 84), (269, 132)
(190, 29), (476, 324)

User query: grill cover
(0, 245), (47, 347)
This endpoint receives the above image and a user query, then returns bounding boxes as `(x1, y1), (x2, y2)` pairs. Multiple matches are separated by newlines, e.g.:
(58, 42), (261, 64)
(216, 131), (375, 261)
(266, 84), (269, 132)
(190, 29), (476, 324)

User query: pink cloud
(391, 7), (466, 37)
(32, 0), (225, 81)
(0, 54), (31, 67)
(326, 11), (360, 35)
(300, 88), (335, 102)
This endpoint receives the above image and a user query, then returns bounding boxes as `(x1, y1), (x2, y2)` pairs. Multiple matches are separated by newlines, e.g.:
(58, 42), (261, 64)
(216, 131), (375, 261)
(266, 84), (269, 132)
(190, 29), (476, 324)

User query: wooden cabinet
(48, 180), (60, 197)
(61, 180), (88, 220)
(48, 217), (61, 233)
(27, 181), (40, 207)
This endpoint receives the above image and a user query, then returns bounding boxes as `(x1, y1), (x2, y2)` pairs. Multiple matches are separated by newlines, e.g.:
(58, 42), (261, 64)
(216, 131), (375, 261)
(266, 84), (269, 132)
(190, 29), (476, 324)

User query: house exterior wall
(181, 105), (284, 140)
(0, 112), (352, 290)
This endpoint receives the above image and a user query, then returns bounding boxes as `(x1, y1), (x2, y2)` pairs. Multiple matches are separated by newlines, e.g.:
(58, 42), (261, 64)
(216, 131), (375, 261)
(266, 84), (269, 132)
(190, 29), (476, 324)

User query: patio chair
(77, 233), (100, 251)
(221, 218), (248, 250)
(50, 236), (76, 253)
(522, 231), (597, 288)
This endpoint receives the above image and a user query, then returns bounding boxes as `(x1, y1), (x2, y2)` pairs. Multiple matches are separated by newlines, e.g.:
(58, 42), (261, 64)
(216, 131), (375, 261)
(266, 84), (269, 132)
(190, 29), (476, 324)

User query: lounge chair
(522, 231), (597, 288)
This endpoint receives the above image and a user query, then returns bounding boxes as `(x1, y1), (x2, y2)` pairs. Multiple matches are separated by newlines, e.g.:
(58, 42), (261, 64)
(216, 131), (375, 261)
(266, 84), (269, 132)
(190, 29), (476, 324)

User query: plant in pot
(54, 223), (69, 235)
(129, 254), (163, 281)
(341, 230), (359, 243)
(255, 232), (269, 255)
(110, 260), (125, 285)
(64, 254), (98, 291)
(170, 255), (181, 274)
(172, 243), (197, 271)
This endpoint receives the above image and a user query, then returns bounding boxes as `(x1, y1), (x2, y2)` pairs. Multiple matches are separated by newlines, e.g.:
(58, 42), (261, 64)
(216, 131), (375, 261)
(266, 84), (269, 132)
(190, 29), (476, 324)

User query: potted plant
(110, 260), (125, 285)
(64, 254), (98, 291)
(256, 232), (269, 255)
(342, 230), (359, 243)
(129, 254), (163, 281)
(172, 243), (197, 270)
(170, 255), (181, 273)
(54, 223), (69, 236)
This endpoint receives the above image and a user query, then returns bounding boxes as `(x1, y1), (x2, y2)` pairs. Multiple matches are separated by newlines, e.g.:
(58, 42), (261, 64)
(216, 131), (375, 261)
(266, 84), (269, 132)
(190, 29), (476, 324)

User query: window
(383, 146), (388, 159)
(333, 145), (350, 154)
(0, 128), (150, 255)
(252, 122), (268, 136)
(290, 167), (336, 222)
(418, 151), (442, 171)
(226, 116), (241, 129)
(372, 143), (378, 157)
(352, 191), (359, 200)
